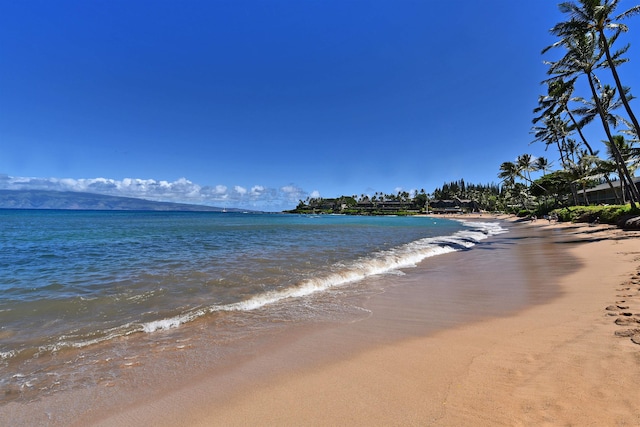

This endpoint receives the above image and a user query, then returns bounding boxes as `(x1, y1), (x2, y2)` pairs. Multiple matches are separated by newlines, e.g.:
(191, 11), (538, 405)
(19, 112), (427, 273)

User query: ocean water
(0, 210), (505, 404)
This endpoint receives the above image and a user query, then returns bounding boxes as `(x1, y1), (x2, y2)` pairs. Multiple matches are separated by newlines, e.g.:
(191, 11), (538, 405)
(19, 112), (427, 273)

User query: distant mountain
(0, 190), (247, 212)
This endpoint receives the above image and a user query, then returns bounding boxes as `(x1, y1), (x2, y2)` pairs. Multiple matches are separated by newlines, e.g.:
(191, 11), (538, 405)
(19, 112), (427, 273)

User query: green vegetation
(498, 0), (640, 224)
(287, 182), (500, 215)
(287, 191), (429, 215)
(552, 204), (635, 224)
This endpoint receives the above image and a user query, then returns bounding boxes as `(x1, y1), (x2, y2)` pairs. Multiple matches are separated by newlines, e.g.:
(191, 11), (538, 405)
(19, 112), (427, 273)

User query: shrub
(550, 205), (638, 225)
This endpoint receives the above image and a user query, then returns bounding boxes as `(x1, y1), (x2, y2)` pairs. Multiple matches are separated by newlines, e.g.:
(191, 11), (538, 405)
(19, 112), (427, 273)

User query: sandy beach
(81, 216), (640, 427)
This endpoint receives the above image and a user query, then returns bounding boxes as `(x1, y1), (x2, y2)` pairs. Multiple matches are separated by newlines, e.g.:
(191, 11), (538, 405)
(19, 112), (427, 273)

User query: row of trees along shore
(501, 0), (640, 222)
(287, 181), (504, 216)
(290, 1), (640, 225)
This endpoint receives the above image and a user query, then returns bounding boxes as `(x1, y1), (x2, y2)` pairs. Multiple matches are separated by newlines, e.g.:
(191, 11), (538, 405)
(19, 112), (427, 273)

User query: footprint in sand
(605, 305), (629, 310)
(615, 317), (640, 326)
(610, 269), (640, 345)
(615, 328), (640, 337)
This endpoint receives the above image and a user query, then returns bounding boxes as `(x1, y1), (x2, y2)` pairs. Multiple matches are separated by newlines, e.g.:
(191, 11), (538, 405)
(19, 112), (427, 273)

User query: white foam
(5, 221), (509, 347)
(0, 350), (18, 360)
(140, 308), (207, 333)
(205, 222), (506, 314)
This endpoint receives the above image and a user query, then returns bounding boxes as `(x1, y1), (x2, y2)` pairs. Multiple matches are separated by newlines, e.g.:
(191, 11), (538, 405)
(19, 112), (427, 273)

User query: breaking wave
(2, 220), (506, 359)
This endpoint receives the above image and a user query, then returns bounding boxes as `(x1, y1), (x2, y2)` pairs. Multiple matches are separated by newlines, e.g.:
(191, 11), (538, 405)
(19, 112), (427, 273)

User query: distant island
(0, 190), (249, 212)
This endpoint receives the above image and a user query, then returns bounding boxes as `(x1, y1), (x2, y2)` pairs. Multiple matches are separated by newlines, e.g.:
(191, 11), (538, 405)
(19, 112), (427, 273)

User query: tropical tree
(604, 134), (640, 202)
(533, 78), (598, 156)
(543, 29), (639, 205)
(551, 0), (640, 137)
(499, 160), (535, 210)
(568, 150), (601, 204)
(532, 113), (575, 167)
(571, 84), (630, 131)
(544, 0), (640, 206)
(498, 161), (519, 188)
(531, 170), (575, 206)
(535, 156), (552, 174)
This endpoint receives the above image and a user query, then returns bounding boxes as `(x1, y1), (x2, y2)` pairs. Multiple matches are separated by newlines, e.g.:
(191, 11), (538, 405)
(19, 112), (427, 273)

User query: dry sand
(92, 216), (640, 427)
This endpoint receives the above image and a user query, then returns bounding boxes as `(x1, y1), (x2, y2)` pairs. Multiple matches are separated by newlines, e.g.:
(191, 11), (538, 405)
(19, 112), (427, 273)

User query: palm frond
(614, 5), (640, 21)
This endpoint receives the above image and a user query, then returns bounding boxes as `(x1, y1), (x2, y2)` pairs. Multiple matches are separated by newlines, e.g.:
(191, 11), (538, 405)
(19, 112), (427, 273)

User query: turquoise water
(0, 210), (505, 402)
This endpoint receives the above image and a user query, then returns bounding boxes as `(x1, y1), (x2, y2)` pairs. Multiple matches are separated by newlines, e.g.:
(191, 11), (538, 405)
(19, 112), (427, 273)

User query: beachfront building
(428, 197), (480, 214)
(576, 177), (640, 205)
(355, 198), (422, 214)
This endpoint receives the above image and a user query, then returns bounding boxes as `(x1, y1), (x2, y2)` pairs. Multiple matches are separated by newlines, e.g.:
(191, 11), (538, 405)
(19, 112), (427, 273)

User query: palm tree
(545, 0), (640, 206)
(571, 84), (628, 131)
(567, 150), (600, 204)
(533, 78), (597, 156)
(518, 154), (537, 183)
(543, 28), (640, 206)
(605, 135), (640, 202)
(532, 114), (573, 167)
(551, 0), (640, 138)
(498, 161), (519, 187)
(518, 154), (550, 195)
(536, 157), (552, 175)
(499, 162), (527, 210)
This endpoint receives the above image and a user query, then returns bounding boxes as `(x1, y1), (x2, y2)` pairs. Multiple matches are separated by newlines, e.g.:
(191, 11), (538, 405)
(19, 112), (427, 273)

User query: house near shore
(355, 199), (421, 213)
(428, 197), (479, 214)
(576, 177), (640, 205)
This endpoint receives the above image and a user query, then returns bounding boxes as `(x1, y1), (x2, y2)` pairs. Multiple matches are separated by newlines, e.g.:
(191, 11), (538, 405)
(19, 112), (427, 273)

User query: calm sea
(0, 210), (505, 404)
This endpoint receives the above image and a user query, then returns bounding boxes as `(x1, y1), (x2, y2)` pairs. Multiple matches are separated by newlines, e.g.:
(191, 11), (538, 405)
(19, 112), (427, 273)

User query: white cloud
(213, 185), (227, 194)
(309, 190), (321, 198)
(279, 185), (307, 204)
(0, 174), (319, 211)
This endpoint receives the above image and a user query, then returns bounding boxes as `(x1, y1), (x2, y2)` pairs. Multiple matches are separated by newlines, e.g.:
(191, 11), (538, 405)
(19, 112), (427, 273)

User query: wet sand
(87, 217), (640, 426)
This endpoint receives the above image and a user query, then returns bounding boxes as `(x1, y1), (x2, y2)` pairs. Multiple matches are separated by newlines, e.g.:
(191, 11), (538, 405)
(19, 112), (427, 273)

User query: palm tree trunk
(599, 28), (640, 140)
(570, 182), (579, 206)
(605, 175), (623, 204)
(586, 71), (640, 207)
(557, 138), (569, 168)
(565, 108), (596, 155)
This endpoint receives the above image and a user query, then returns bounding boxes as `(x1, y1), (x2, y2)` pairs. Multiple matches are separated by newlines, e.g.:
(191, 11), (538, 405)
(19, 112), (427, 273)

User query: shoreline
(89, 217), (640, 426)
(4, 217), (639, 425)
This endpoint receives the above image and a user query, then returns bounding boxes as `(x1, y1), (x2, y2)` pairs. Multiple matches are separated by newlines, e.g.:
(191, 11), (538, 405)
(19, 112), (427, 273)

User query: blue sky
(1, 1), (639, 211)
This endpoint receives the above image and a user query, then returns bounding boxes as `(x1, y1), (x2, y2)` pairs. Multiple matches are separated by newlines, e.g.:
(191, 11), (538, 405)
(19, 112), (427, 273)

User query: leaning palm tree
(574, 83), (640, 203)
(571, 84), (629, 130)
(533, 78), (597, 156)
(543, 28), (640, 206)
(518, 154), (537, 183)
(546, 1), (640, 206)
(551, 0), (640, 139)
(499, 162), (530, 211)
(498, 161), (519, 188)
(520, 154), (549, 195)
(500, 156), (548, 194)
(531, 113), (574, 167)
